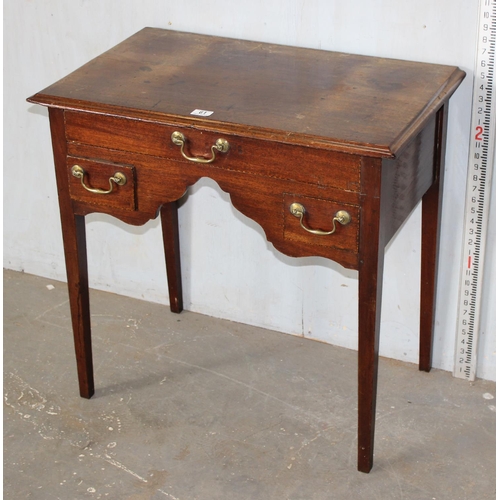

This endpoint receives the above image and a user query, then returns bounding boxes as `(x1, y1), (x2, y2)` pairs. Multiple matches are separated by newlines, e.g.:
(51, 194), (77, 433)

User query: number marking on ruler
(453, 0), (496, 380)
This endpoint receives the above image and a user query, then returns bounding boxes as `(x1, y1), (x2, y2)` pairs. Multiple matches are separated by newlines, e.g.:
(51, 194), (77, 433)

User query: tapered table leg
(60, 214), (94, 399)
(160, 202), (183, 313)
(49, 108), (94, 399)
(419, 104), (448, 372)
(357, 245), (384, 473)
(357, 158), (384, 473)
(420, 182), (439, 372)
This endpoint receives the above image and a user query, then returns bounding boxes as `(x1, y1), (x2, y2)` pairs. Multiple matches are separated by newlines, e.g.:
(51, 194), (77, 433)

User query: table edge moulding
(27, 27), (465, 473)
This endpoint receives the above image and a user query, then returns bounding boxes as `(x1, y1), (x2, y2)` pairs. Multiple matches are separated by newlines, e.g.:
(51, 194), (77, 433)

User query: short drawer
(67, 156), (137, 210)
(65, 111), (361, 192)
(282, 193), (359, 252)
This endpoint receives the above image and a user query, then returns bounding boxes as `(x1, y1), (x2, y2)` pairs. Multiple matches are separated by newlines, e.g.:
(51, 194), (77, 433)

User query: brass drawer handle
(171, 131), (230, 163)
(290, 202), (351, 235)
(71, 165), (127, 194)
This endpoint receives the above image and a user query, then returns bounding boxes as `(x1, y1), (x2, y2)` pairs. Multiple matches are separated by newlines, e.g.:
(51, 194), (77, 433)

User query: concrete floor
(3, 269), (496, 500)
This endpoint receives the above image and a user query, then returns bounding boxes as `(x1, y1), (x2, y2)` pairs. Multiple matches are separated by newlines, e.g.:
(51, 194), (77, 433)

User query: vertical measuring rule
(454, 0), (496, 380)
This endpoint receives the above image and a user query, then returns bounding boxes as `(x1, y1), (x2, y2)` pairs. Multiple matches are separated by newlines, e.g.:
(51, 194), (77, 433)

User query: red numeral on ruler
(475, 126), (484, 140)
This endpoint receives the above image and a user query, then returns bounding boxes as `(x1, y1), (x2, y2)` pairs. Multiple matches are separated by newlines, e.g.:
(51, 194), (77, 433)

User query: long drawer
(65, 111), (361, 192)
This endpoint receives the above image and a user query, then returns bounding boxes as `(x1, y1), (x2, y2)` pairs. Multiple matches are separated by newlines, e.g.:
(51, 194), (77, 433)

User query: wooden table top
(29, 28), (465, 157)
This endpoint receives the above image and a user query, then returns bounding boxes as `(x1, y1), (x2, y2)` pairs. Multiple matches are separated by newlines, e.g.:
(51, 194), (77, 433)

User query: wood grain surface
(29, 28), (465, 156)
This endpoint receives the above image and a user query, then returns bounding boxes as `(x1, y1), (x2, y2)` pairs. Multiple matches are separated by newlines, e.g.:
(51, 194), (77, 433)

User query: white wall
(4, 0), (495, 380)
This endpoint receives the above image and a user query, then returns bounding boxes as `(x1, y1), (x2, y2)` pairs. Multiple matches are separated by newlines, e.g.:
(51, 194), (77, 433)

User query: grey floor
(3, 269), (496, 500)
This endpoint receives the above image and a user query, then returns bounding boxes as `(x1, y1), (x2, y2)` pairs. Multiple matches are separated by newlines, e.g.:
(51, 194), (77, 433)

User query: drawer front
(282, 193), (359, 252)
(65, 111), (361, 192)
(67, 156), (137, 210)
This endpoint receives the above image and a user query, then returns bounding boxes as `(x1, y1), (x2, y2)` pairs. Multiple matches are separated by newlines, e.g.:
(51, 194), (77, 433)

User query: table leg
(160, 202), (183, 313)
(357, 157), (385, 473)
(419, 183), (439, 372)
(49, 108), (94, 399)
(60, 213), (94, 399)
(358, 245), (384, 473)
(419, 105), (448, 372)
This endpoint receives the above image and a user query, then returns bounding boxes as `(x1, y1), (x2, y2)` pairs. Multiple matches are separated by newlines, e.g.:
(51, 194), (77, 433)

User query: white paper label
(190, 109), (214, 117)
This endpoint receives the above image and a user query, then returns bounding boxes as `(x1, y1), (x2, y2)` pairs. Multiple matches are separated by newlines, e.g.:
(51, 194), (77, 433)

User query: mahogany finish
(28, 28), (465, 473)
(419, 105), (449, 372)
(160, 202), (183, 314)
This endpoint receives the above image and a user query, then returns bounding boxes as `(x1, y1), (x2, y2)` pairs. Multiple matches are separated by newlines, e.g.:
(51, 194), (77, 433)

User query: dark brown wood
(29, 28), (464, 157)
(64, 111), (362, 192)
(380, 115), (436, 244)
(282, 193), (360, 252)
(64, 141), (363, 268)
(49, 108), (94, 399)
(160, 202), (183, 313)
(67, 156), (137, 210)
(28, 29), (465, 472)
(357, 157), (385, 473)
(419, 104), (449, 372)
